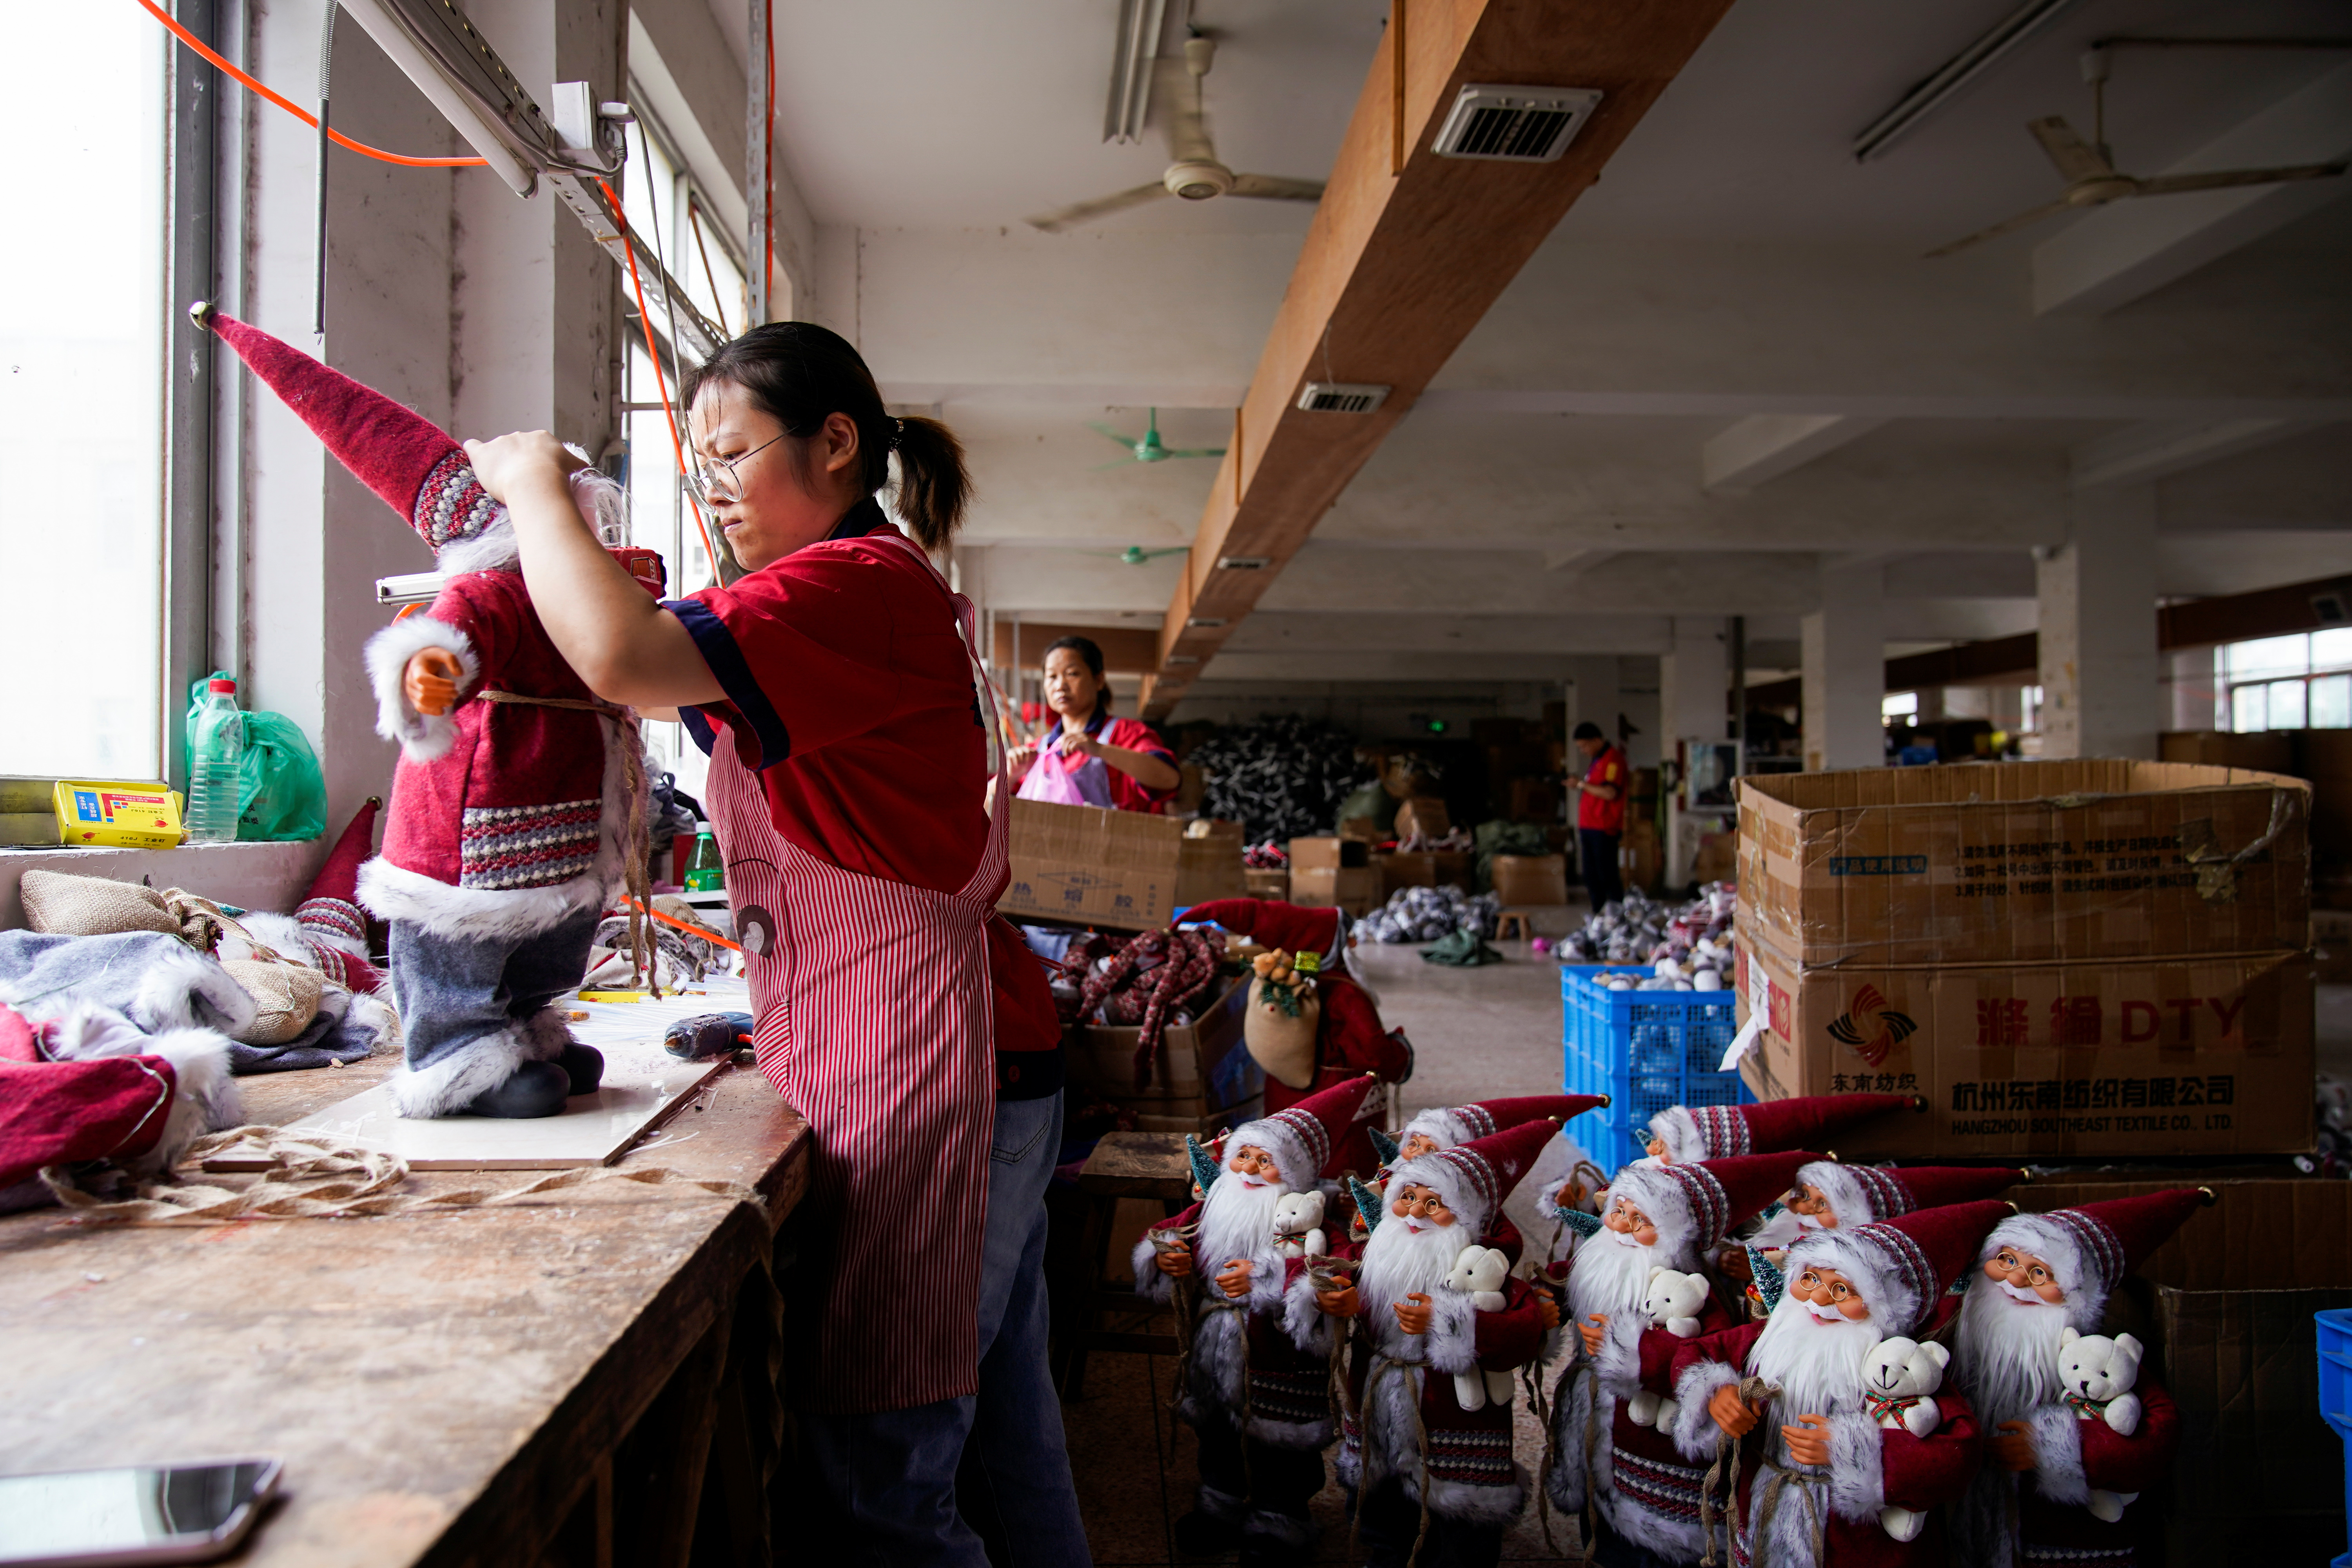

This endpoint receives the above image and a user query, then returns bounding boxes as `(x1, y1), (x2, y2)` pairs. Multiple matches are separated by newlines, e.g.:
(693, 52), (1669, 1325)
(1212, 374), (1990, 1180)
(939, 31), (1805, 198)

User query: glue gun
(664, 1011), (755, 1061)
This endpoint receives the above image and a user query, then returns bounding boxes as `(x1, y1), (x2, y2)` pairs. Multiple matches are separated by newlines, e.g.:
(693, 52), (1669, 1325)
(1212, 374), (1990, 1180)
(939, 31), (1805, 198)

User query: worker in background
(1009, 634), (1180, 811)
(1570, 721), (1628, 910)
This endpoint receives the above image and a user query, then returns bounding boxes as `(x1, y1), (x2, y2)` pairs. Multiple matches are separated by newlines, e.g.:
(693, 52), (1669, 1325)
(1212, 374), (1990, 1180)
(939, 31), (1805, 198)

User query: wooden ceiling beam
(1140, 0), (1738, 718)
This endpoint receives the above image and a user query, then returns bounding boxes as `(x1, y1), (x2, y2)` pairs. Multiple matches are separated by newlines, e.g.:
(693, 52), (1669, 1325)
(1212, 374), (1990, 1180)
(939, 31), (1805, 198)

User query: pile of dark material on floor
(1187, 715), (1368, 842)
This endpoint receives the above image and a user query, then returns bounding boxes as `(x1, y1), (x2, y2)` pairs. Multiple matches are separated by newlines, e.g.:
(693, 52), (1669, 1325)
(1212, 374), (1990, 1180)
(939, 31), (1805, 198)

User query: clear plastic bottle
(684, 827), (724, 891)
(185, 677), (246, 844)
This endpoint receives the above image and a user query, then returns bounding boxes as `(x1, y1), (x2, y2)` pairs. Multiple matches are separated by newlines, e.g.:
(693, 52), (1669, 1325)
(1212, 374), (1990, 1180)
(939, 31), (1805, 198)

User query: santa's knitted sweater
(357, 563), (651, 941)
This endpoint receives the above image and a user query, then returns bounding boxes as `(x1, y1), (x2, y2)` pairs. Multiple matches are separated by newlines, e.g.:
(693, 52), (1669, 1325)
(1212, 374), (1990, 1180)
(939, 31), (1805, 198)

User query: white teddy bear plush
(2057, 1327), (2145, 1523)
(1270, 1189), (1327, 1260)
(1861, 1336), (1951, 1542)
(1441, 1245), (1515, 1412)
(1624, 1267), (1711, 1428)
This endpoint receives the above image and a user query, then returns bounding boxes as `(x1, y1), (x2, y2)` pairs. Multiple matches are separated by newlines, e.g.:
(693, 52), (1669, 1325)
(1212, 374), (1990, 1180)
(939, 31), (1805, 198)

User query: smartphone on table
(0, 1459), (280, 1566)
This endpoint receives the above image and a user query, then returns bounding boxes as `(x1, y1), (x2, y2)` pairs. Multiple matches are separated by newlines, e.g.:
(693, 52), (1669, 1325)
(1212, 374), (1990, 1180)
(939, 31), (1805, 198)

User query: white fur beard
(1568, 1225), (1670, 1326)
(1748, 1295), (1879, 1428)
(1955, 1285), (2071, 1427)
(1198, 1174), (1291, 1279)
(1360, 1215), (1464, 1334)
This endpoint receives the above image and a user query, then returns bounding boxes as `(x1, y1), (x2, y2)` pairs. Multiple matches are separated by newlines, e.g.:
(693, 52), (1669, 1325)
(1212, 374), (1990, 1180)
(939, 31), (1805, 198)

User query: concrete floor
(1064, 905), (1592, 1566)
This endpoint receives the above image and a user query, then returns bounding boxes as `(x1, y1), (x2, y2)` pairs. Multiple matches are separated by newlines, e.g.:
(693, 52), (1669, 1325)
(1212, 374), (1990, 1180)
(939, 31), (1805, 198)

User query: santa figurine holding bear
(1667, 1198), (2007, 1566)
(1948, 1189), (2203, 1568)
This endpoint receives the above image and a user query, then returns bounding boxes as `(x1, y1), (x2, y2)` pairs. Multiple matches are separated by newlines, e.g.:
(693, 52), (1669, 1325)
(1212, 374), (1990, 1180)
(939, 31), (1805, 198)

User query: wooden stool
(1048, 1130), (1194, 1398)
(1495, 909), (1535, 942)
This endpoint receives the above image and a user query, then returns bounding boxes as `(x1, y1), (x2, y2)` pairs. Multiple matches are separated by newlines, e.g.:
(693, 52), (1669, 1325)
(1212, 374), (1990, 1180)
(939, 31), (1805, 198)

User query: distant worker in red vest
(1571, 722), (1630, 909)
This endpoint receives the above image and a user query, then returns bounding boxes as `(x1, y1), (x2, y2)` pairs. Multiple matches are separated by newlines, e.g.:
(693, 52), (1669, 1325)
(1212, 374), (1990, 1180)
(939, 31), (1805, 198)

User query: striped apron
(701, 533), (1007, 1413)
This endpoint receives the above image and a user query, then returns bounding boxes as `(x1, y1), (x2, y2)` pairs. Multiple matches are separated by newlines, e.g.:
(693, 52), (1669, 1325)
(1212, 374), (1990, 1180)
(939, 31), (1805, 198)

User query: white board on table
(221, 1040), (730, 1171)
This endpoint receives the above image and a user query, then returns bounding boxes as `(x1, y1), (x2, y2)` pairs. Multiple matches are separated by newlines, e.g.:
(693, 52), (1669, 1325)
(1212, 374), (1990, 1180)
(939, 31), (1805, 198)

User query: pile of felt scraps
(1188, 715), (1371, 842)
(1555, 882), (1737, 991)
(586, 896), (734, 989)
(1420, 927), (1503, 968)
(1471, 819), (1550, 892)
(1242, 840), (1290, 869)
(1057, 928), (1224, 1089)
(1357, 884), (1503, 944)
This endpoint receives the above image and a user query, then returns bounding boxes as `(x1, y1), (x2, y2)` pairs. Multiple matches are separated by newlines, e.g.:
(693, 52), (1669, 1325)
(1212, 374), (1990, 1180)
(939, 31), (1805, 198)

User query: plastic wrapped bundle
(1187, 715), (1371, 842)
(1555, 881), (1739, 991)
(1357, 883), (1503, 944)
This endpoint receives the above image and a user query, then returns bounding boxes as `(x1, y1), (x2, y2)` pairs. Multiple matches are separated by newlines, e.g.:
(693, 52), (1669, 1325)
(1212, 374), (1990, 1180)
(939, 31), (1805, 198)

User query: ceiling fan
(1027, 36), (1325, 232)
(1089, 408), (1227, 466)
(1925, 50), (2347, 258)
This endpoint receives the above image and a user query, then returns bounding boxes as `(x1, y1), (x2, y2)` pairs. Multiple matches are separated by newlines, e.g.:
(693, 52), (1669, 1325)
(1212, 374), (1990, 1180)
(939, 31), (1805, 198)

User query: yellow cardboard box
(53, 781), (186, 849)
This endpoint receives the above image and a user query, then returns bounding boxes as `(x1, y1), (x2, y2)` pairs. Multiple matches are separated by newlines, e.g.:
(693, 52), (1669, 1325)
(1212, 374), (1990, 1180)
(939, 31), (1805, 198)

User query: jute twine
(38, 1124), (759, 1225)
(1699, 1376), (1785, 1568)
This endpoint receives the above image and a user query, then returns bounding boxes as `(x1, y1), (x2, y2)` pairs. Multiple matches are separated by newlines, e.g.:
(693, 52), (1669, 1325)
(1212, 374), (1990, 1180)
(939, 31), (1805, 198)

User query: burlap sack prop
(1243, 949), (1321, 1091)
(221, 959), (326, 1045)
(19, 870), (181, 938)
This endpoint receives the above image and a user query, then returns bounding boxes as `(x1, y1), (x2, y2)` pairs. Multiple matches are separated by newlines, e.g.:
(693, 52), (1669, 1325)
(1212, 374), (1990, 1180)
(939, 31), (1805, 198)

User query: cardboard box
(1067, 975), (1263, 1110)
(1291, 865), (1381, 915)
(1691, 829), (1737, 887)
(1131, 1095), (1263, 1138)
(53, 780), (185, 850)
(1379, 851), (1437, 895)
(1290, 836), (1369, 870)
(1737, 759), (2311, 967)
(1394, 796), (1450, 840)
(2159, 730), (2298, 773)
(1621, 836), (1661, 896)
(1244, 868), (1290, 900)
(999, 799), (1182, 931)
(1736, 929), (2316, 1159)
(1492, 853), (1570, 906)
(1176, 818), (1247, 907)
(1508, 777), (1563, 824)
(2006, 1177), (2352, 1292)
(1431, 850), (1472, 892)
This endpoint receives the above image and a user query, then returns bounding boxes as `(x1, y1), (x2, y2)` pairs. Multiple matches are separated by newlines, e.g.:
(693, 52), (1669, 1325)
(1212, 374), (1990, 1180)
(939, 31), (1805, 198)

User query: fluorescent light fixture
(1186, 617), (1227, 628)
(376, 572), (445, 606)
(1103, 0), (1169, 144)
(1852, 0), (2079, 163)
(1216, 556), (1270, 571)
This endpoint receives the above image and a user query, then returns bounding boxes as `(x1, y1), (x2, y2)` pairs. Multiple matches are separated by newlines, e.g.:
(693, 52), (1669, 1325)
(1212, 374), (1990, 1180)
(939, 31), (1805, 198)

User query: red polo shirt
(670, 501), (1058, 1052)
(1577, 744), (1628, 834)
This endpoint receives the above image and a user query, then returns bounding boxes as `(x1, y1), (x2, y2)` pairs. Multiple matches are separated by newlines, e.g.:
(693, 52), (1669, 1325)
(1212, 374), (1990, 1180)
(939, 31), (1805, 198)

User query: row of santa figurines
(1130, 1079), (2201, 1568)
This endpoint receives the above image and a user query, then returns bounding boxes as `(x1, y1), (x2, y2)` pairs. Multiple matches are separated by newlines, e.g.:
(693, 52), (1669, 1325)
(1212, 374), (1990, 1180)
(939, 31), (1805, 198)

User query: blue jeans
(797, 1090), (1090, 1568)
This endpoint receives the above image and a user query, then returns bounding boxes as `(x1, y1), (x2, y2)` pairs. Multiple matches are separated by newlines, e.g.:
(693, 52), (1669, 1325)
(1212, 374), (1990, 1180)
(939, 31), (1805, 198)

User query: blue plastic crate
(2320, 1308), (2352, 1568)
(1559, 964), (1752, 1163)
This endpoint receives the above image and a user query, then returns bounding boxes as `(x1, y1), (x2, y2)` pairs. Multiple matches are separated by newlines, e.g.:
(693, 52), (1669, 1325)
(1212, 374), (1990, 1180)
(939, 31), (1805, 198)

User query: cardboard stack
(1175, 818), (1247, 907)
(998, 800), (1183, 931)
(1289, 836), (1380, 915)
(1064, 973), (1264, 1136)
(1734, 760), (2314, 1160)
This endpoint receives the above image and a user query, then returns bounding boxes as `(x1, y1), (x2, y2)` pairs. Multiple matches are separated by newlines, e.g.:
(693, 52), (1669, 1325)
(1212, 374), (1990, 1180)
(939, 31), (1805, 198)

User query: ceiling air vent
(1296, 382), (1390, 414)
(1431, 85), (1602, 163)
(1186, 617), (1227, 628)
(1165, 655), (1201, 667)
(1216, 555), (1271, 571)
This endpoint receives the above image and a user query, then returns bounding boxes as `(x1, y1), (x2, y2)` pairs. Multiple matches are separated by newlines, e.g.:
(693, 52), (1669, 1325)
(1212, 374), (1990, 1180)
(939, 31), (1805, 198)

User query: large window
(2219, 631), (2352, 733)
(0, 8), (167, 778)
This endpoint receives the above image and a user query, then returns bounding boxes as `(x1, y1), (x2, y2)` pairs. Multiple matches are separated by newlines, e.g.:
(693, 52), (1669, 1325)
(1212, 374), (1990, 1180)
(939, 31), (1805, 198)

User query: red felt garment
(0, 1053), (177, 1190)
(1472, 1275), (1550, 1370)
(1262, 974), (1412, 1177)
(2076, 1374), (2178, 1494)
(1638, 1295), (1740, 1391)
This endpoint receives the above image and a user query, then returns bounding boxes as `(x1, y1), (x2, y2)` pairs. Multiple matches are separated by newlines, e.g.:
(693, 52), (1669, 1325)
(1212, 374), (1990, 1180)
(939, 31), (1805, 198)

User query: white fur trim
(1654, 1105), (1703, 1162)
(133, 1027), (242, 1169)
(1225, 1116), (1318, 1194)
(1748, 1465), (1832, 1568)
(36, 1002), (154, 1062)
(1671, 1356), (1743, 1461)
(1826, 1410), (1885, 1521)
(391, 1022), (540, 1118)
(2025, 1402), (2089, 1504)
(1407, 1464), (1531, 1527)
(435, 519), (519, 576)
(1785, 1227), (1927, 1341)
(1984, 1213), (2108, 1331)
(1178, 1305), (1249, 1423)
(1131, 1232), (1176, 1303)
(1590, 1309), (1643, 1400)
(1421, 1285), (1483, 1376)
(1608, 1163), (1701, 1252)
(343, 990), (401, 1054)
(361, 857), (610, 943)
(365, 615), (477, 762)
(1799, 1160), (1877, 1228)
(233, 910), (315, 964)
(1543, 1365), (1591, 1511)
(1401, 1106), (1475, 1149)
(1281, 1267), (1332, 1352)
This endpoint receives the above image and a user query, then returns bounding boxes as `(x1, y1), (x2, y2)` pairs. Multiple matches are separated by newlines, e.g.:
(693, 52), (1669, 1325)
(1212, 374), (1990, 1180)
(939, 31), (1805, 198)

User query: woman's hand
(1709, 1384), (1762, 1437)
(1008, 741), (1041, 780)
(1061, 731), (1104, 760)
(1578, 1312), (1609, 1356)
(1781, 1414), (1831, 1466)
(405, 648), (465, 717)
(461, 431), (584, 505)
(1394, 1292), (1433, 1336)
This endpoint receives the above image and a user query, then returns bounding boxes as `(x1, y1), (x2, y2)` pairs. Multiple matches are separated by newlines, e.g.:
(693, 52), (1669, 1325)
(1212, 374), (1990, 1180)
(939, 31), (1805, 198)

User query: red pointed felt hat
(1681, 1093), (1922, 1159)
(1235, 1071), (1379, 1182)
(1800, 1158), (2025, 1223)
(296, 798), (377, 951)
(1404, 1115), (1563, 1223)
(1795, 1198), (2014, 1336)
(1447, 1094), (1608, 1141)
(1185, 898), (1345, 966)
(1618, 1149), (1821, 1248)
(2038, 1187), (2213, 1298)
(192, 303), (503, 558)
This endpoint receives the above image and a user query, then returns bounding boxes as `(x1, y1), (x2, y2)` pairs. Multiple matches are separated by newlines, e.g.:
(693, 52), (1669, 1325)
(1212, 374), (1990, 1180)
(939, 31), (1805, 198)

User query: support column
(1660, 619), (1727, 886)
(1565, 656), (1621, 746)
(2036, 488), (2160, 759)
(1801, 563), (1884, 771)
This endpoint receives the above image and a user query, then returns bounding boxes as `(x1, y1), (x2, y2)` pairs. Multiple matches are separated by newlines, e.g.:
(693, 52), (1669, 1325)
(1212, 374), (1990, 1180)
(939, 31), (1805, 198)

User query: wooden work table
(0, 1050), (808, 1567)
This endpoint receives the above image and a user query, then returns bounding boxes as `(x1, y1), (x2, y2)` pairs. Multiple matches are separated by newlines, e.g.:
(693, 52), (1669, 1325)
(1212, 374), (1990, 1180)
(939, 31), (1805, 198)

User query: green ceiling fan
(1089, 408), (1226, 468)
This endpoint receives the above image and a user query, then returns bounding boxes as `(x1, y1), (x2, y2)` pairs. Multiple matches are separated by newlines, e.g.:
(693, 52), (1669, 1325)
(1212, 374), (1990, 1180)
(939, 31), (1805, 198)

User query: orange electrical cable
(599, 178), (722, 582)
(626, 895), (744, 953)
(136, 0), (486, 168)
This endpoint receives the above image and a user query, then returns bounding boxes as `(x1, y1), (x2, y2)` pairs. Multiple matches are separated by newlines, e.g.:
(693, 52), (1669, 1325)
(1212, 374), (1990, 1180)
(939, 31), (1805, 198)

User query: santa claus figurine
(1745, 1160), (2027, 1268)
(1641, 1093), (1924, 1167)
(1949, 1188), (2209, 1568)
(1133, 1074), (1384, 1562)
(192, 303), (661, 1120)
(1667, 1198), (2010, 1566)
(1545, 1149), (1818, 1565)
(1318, 1115), (1563, 1566)
(1183, 899), (1414, 1175)
(1365, 1095), (1608, 1257)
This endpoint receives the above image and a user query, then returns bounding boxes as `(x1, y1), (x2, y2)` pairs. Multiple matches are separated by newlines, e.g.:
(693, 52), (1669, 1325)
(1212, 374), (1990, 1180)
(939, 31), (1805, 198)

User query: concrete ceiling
(706, 0), (2352, 712)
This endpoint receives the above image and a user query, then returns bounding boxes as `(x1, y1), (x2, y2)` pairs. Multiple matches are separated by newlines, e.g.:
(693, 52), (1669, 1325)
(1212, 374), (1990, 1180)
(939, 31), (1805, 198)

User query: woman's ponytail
(685, 322), (973, 550)
(891, 415), (970, 551)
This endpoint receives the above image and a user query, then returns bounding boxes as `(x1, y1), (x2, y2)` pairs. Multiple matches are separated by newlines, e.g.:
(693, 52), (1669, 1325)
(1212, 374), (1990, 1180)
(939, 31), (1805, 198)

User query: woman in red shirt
(465, 323), (1084, 1565)
(1011, 634), (1179, 811)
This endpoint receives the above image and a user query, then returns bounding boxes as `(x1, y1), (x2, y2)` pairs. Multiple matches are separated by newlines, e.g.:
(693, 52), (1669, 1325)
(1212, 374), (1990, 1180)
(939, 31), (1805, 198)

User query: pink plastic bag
(1018, 746), (1090, 806)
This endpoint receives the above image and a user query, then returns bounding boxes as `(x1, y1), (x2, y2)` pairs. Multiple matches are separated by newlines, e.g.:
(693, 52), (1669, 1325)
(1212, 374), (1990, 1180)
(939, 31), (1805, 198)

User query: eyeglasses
(684, 431), (784, 506)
